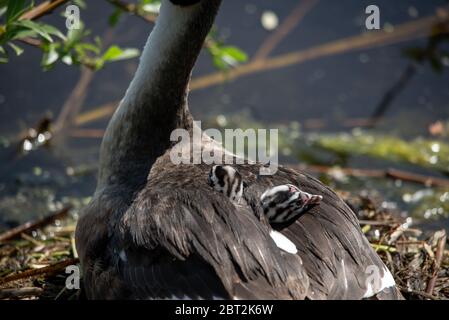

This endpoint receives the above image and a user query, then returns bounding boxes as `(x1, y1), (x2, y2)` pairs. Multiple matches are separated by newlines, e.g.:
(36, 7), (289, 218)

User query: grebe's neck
(98, 0), (222, 190)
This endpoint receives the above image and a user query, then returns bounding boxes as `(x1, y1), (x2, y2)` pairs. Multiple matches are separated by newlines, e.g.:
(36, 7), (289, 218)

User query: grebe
(75, 0), (402, 300)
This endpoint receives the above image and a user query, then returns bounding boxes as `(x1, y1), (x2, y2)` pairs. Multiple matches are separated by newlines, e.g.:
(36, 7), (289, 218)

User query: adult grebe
(75, 0), (402, 299)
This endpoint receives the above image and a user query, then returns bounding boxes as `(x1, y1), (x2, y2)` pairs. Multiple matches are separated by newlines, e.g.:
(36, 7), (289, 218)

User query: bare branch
(253, 0), (319, 61)
(0, 258), (79, 286)
(0, 206), (72, 243)
(19, 0), (70, 21)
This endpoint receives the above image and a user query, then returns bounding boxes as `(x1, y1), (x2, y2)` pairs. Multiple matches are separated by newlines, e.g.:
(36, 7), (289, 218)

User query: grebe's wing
(118, 165), (308, 299)
(239, 164), (401, 300)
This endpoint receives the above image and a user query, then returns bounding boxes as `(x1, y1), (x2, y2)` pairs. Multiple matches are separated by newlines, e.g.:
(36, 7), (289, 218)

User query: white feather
(269, 230), (297, 254)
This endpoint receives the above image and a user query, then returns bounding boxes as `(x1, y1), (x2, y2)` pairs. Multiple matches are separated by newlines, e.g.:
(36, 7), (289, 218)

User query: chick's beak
(300, 192), (322, 206)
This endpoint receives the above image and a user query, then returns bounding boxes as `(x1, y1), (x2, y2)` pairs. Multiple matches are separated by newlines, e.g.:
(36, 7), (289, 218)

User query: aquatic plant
(310, 130), (449, 174)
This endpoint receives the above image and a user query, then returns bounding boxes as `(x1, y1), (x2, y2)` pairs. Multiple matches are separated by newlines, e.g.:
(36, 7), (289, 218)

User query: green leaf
(64, 21), (86, 49)
(108, 8), (122, 27)
(41, 43), (59, 66)
(0, 39), (8, 63)
(212, 55), (227, 70)
(209, 44), (248, 70)
(6, 0), (25, 23)
(8, 25), (38, 41)
(94, 36), (101, 47)
(221, 46), (248, 63)
(429, 55), (443, 73)
(92, 59), (104, 70)
(61, 54), (73, 65)
(102, 45), (139, 62)
(39, 23), (66, 41)
(73, 0), (86, 9)
(7, 41), (23, 55)
(77, 42), (100, 55)
(0, 6), (7, 19)
(141, 0), (161, 5)
(141, 3), (160, 14)
(13, 20), (53, 42)
(101, 45), (123, 61)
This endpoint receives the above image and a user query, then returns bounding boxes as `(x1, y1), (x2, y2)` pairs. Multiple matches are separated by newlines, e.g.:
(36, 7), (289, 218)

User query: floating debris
(18, 117), (53, 155)
(310, 131), (449, 174)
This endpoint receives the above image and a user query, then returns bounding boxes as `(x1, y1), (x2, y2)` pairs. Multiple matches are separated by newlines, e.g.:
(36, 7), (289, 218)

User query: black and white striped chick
(208, 166), (300, 255)
(260, 184), (322, 225)
(208, 165), (244, 202)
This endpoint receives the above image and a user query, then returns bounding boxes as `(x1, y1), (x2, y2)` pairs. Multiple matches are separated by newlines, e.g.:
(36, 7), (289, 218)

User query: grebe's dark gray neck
(98, 0), (222, 190)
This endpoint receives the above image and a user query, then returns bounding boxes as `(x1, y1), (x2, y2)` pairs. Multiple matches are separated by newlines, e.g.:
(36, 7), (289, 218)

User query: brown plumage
(75, 0), (402, 300)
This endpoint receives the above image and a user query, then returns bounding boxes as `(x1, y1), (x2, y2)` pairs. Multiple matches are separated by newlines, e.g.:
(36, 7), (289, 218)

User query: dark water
(0, 0), (448, 231)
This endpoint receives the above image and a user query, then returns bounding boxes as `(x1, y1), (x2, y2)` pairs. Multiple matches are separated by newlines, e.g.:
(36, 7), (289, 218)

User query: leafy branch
(106, 0), (248, 70)
(0, 0), (248, 71)
(0, 0), (141, 69)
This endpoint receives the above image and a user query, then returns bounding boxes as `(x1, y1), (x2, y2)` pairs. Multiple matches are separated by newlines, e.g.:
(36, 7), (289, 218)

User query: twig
(426, 231), (447, 295)
(0, 206), (72, 243)
(298, 164), (385, 177)
(19, 0), (69, 21)
(290, 164), (449, 188)
(54, 67), (95, 133)
(74, 102), (117, 126)
(0, 287), (43, 299)
(17, 37), (43, 47)
(75, 113), (384, 130)
(385, 168), (449, 188)
(189, 11), (448, 91)
(54, 286), (67, 300)
(0, 258), (79, 286)
(371, 243), (397, 253)
(396, 240), (426, 245)
(399, 286), (443, 300)
(53, 29), (114, 134)
(359, 220), (399, 227)
(253, 0), (319, 61)
(71, 236), (78, 259)
(368, 64), (417, 128)
(69, 128), (105, 138)
(303, 117), (383, 129)
(368, 17), (449, 128)
(20, 233), (44, 247)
